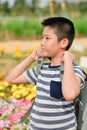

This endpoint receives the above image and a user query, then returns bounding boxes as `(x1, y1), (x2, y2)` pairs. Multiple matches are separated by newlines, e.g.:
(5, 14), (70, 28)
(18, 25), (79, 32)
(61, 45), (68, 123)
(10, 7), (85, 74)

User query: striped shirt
(23, 63), (84, 130)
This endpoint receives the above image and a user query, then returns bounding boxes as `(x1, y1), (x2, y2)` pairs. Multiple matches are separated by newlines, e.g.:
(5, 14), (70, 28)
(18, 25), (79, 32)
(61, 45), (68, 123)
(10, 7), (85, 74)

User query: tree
(49, 0), (54, 16)
(0, 1), (10, 15)
(14, 0), (25, 6)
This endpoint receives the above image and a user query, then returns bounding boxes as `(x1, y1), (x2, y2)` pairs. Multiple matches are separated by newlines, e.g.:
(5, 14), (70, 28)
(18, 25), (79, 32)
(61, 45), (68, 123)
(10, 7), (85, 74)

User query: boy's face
(40, 26), (62, 58)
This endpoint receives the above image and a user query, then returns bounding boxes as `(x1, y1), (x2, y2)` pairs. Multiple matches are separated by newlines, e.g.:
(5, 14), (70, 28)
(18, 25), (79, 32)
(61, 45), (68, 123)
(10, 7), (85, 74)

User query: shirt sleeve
(74, 63), (85, 88)
(23, 66), (37, 85)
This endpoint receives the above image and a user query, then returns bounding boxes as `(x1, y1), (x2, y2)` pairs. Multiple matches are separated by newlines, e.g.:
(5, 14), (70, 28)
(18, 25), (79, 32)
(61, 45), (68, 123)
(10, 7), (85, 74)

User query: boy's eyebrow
(41, 33), (52, 37)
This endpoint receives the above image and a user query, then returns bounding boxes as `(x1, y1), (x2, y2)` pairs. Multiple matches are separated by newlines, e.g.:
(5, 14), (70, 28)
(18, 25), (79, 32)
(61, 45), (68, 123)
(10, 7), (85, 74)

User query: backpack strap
(19, 57), (44, 123)
(19, 101), (34, 123)
(82, 70), (87, 82)
(77, 70), (87, 130)
(36, 57), (44, 76)
(60, 63), (64, 81)
(60, 63), (82, 128)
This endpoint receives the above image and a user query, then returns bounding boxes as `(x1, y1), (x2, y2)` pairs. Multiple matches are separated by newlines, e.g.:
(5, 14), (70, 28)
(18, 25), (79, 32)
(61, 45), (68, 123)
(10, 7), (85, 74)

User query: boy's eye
(41, 35), (51, 40)
(46, 37), (50, 39)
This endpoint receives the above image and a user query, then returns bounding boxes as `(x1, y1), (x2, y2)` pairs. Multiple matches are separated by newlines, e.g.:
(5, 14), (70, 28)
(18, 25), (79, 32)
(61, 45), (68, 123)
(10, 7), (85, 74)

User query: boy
(6, 17), (84, 130)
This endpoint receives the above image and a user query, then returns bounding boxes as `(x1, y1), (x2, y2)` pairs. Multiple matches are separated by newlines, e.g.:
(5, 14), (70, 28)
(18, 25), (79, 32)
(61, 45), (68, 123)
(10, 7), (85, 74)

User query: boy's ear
(60, 38), (68, 49)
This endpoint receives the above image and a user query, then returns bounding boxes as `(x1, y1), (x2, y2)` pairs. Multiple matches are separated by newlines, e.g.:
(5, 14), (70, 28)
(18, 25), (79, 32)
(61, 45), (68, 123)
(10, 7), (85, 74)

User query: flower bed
(0, 43), (38, 129)
(0, 98), (33, 129)
(0, 81), (36, 129)
(0, 81), (36, 100)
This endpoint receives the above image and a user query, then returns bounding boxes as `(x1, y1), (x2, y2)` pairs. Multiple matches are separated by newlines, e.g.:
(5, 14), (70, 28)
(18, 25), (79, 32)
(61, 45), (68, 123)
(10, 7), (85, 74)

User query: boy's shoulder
(73, 62), (80, 67)
(73, 62), (82, 70)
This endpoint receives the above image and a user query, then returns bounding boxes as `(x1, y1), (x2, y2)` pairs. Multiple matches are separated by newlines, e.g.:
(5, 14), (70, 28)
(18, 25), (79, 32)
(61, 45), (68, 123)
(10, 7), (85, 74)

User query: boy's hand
(30, 49), (43, 61)
(62, 51), (75, 63)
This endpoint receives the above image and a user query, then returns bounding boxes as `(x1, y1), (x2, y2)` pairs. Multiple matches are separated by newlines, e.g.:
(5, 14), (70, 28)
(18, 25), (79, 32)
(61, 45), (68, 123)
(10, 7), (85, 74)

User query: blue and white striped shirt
(23, 63), (84, 130)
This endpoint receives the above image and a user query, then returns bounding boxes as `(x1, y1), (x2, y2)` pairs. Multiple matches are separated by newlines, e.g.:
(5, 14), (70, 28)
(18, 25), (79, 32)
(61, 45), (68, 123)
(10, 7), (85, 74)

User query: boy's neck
(50, 51), (64, 66)
(50, 58), (62, 66)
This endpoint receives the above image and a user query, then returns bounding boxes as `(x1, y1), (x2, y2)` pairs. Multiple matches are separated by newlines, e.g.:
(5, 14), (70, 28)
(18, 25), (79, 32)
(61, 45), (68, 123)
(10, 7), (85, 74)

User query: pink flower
(9, 125), (13, 130)
(0, 98), (33, 128)
(0, 120), (10, 128)
(17, 98), (24, 107)
(9, 113), (23, 122)
(25, 99), (32, 106)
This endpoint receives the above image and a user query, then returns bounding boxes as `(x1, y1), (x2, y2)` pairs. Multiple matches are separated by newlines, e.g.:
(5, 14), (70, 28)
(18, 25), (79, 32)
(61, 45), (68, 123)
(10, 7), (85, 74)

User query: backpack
(60, 64), (87, 130)
(77, 70), (87, 130)
(59, 63), (87, 130)
(20, 58), (87, 130)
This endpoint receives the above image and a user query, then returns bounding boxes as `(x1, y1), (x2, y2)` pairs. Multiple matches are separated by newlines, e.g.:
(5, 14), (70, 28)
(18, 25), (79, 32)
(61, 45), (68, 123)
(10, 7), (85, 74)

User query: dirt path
(0, 40), (40, 53)
(0, 38), (87, 53)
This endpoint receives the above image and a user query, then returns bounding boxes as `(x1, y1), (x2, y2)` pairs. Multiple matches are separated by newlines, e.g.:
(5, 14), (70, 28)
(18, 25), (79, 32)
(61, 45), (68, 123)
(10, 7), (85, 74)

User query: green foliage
(0, 22), (4, 31)
(0, 16), (86, 41)
(0, 18), (43, 40)
(6, 20), (23, 37)
(79, 2), (87, 13)
(0, 0), (87, 17)
(72, 17), (87, 36)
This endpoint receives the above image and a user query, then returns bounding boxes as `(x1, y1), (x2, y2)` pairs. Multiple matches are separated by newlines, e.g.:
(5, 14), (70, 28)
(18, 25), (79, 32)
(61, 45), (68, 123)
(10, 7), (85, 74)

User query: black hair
(41, 17), (75, 50)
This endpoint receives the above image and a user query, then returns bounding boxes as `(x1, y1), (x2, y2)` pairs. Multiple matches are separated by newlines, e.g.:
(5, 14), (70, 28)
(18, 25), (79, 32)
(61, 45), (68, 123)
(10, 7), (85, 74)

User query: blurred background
(0, 0), (87, 86)
(0, 1), (87, 128)
(0, 0), (87, 98)
(0, 0), (86, 40)
(0, 0), (87, 83)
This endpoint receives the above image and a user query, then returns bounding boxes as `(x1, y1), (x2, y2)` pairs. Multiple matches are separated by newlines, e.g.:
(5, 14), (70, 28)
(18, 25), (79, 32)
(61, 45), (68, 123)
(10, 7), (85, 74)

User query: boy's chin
(44, 57), (51, 60)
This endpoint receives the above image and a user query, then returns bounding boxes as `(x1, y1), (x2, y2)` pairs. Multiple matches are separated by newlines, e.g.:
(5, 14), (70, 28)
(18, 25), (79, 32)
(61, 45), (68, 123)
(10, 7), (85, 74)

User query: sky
(0, 0), (15, 7)
(0, 0), (87, 8)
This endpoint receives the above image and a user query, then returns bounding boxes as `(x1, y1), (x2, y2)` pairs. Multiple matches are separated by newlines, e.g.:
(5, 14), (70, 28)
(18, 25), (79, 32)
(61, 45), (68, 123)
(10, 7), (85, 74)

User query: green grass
(4, 19), (43, 38)
(0, 17), (86, 41)
(72, 17), (87, 36)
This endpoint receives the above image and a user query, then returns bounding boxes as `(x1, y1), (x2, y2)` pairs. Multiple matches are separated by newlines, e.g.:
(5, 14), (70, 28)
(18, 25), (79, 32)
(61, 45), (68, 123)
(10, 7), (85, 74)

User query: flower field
(0, 39), (87, 129)
(0, 82), (36, 130)
(0, 82), (36, 129)
(0, 44), (38, 129)
(0, 98), (33, 129)
(0, 81), (36, 100)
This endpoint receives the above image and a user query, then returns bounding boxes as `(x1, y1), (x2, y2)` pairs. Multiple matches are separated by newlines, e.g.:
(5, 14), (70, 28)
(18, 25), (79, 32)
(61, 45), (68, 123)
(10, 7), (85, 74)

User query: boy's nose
(41, 40), (45, 47)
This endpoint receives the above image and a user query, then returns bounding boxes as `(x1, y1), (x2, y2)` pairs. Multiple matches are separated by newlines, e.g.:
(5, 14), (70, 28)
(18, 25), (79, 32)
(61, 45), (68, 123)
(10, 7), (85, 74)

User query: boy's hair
(41, 17), (75, 50)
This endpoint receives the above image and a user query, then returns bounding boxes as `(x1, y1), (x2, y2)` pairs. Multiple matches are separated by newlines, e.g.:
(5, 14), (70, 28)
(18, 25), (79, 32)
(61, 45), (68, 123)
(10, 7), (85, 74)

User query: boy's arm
(62, 51), (82, 101)
(6, 49), (42, 84)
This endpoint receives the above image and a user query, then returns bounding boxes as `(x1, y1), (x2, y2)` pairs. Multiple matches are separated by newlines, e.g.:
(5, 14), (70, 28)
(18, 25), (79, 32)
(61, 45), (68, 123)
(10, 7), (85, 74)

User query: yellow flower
(13, 45), (22, 59)
(3, 81), (9, 87)
(11, 85), (18, 92)
(0, 72), (4, 80)
(14, 94), (21, 99)
(0, 46), (8, 54)
(13, 52), (22, 59)
(31, 85), (36, 92)
(21, 90), (29, 97)
(0, 92), (5, 97)
(26, 93), (35, 100)
(12, 91), (21, 98)
(13, 45), (22, 52)
(0, 85), (4, 90)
